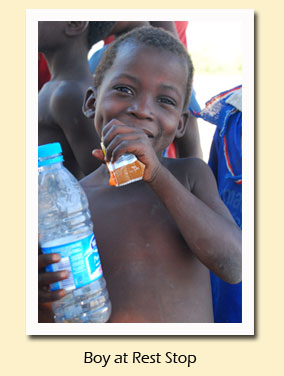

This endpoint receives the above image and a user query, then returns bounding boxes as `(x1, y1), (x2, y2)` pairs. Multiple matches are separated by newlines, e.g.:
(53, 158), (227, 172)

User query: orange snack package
(101, 143), (145, 187)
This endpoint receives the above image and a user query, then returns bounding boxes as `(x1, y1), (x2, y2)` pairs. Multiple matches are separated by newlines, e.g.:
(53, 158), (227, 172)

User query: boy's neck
(43, 42), (91, 81)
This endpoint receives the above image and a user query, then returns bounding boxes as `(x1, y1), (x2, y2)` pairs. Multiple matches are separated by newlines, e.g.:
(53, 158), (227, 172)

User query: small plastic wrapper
(101, 143), (145, 187)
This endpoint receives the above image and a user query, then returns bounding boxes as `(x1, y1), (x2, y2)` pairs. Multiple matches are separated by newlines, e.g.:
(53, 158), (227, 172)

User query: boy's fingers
(38, 253), (61, 269)
(39, 289), (66, 303)
(39, 270), (69, 287)
(92, 149), (105, 163)
(102, 122), (140, 151)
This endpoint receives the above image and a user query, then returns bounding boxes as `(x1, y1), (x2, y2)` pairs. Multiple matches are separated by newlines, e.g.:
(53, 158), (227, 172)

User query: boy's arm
(148, 159), (241, 284)
(51, 82), (101, 176)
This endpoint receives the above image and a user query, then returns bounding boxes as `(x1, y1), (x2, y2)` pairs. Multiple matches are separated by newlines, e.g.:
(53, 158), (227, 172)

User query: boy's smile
(94, 43), (189, 155)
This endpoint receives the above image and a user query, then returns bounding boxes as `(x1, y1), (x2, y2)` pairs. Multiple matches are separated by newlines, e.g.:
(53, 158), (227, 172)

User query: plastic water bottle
(38, 142), (111, 323)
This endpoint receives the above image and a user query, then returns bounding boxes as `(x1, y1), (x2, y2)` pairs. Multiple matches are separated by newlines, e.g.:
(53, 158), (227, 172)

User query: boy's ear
(65, 21), (89, 36)
(175, 111), (190, 138)
(82, 87), (97, 119)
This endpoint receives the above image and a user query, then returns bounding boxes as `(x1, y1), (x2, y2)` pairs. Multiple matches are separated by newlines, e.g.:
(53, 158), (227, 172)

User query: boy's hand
(94, 119), (162, 183)
(38, 246), (68, 303)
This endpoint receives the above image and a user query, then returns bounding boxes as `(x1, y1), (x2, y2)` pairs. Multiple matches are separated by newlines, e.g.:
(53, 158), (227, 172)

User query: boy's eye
(158, 97), (176, 106)
(114, 86), (133, 95)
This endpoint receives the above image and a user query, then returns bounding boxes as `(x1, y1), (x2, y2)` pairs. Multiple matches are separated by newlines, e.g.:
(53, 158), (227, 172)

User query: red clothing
(104, 35), (115, 45)
(174, 21), (188, 48)
(38, 53), (50, 91)
(166, 142), (177, 158)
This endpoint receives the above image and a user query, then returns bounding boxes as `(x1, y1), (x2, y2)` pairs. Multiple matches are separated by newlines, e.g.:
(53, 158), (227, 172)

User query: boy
(88, 21), (203, 159)
(38, 21), (115, 179)
(39, 26), (241, 323)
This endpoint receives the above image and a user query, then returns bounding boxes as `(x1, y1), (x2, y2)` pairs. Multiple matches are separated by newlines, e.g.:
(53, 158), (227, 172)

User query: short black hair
(93, 26), (194, 109)
(87, 21), (116, 49)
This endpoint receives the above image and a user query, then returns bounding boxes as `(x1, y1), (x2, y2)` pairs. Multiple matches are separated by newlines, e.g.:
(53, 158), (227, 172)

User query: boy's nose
(127, 95), (154, 120)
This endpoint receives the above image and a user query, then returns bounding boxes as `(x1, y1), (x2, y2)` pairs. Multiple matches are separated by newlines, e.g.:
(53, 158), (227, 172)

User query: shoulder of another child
(51, 80), (84, 110)
(50, 80), (86, 121)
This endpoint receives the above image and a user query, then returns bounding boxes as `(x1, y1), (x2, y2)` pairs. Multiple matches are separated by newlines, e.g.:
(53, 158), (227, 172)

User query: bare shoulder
(164, 157), (234, 221)
(50, 80), (85, 111)
(39, 80), (83, 120)
(49, 80), (93, 135)
(38, 81), (62, 128)
(163, 157), (214, 191)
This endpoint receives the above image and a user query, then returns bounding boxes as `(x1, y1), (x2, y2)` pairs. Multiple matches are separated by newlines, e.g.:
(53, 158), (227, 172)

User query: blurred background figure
(38, 21), (115, 179)
(196, 85), (242, 322)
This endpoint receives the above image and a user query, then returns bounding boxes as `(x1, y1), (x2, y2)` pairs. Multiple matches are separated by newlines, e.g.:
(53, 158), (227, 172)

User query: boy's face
(93, 43), (188, 154)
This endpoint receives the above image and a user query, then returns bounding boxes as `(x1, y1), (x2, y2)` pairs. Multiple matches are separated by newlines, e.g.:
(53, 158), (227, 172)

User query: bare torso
(81, 158), (213, 323)
(39, 80), (86, 179)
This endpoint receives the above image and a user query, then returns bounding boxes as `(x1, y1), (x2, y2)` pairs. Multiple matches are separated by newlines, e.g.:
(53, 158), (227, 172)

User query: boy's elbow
(220, 267), (242, 284)
(227, 271), (242, 285)
(223, 237), (242, 284)
(218, 253), (242, 284)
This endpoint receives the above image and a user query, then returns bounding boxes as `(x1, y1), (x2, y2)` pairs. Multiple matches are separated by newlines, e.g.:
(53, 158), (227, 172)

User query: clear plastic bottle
(38, 142), (111, 323)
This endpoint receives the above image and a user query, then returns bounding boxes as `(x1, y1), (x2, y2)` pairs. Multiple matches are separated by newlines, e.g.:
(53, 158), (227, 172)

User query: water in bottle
(38, 142), (111, 323)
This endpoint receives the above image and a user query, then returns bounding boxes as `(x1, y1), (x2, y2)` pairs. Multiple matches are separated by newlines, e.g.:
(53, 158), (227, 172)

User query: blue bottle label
(42, 233), (103, 291)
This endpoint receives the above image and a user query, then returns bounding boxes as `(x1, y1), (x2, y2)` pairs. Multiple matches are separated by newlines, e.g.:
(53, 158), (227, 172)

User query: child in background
(194, 85), (242, 322)
(38, 21), (115, 179)
(39, 27), (241, 323)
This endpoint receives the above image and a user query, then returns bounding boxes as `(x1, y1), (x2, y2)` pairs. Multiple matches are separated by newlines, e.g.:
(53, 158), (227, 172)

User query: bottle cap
(38, 142), (62, 158)
(38, 142), (64, 167)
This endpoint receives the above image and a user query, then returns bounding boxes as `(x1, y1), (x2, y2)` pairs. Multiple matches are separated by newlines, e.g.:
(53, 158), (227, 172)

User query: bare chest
(82, 179), (213, 322)
(89, 183), (184, 258)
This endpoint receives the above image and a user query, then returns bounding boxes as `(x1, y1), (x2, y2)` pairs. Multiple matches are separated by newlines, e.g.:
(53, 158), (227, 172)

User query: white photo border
(26, 8), (254, 335)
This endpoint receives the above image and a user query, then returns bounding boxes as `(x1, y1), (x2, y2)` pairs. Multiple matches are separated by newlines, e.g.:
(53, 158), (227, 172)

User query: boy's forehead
(112, 42), (187, 77)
